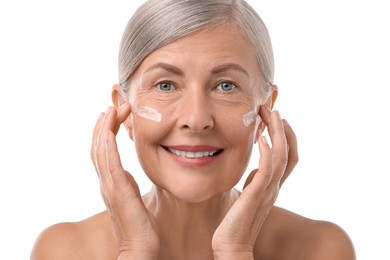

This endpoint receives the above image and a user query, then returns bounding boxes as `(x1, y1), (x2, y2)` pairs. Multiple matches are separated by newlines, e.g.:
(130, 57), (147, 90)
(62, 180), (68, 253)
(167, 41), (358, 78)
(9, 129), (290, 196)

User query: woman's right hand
(91, 104), (160, 259)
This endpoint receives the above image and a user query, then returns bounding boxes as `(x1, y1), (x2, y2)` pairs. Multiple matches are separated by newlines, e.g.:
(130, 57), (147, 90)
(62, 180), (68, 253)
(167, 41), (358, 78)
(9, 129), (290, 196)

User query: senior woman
(31, 0), (355, 259)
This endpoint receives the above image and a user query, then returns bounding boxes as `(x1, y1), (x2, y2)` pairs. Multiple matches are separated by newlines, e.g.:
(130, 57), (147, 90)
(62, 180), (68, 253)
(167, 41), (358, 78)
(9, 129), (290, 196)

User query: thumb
(243, 169), (258, 190)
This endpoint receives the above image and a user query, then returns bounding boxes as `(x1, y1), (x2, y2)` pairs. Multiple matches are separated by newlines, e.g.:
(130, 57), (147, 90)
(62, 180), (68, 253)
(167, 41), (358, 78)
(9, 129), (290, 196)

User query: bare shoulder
(255, 206), (356, 260)
(30, 211), (117, 260)
(305, 220), (356, 259)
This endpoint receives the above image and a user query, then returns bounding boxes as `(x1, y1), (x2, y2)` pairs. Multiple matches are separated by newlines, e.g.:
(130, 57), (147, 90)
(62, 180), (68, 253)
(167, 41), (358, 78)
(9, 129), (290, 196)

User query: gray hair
(118, 0), (274, 96)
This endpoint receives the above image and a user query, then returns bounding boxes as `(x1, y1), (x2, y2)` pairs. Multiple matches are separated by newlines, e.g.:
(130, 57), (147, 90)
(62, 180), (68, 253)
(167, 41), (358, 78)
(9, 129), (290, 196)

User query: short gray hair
(118, 0), (274, 96)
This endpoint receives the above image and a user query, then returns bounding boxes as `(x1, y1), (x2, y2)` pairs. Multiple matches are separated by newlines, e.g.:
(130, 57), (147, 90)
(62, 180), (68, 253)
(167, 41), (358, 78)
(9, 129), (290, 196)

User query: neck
(142, 185), (240, 258)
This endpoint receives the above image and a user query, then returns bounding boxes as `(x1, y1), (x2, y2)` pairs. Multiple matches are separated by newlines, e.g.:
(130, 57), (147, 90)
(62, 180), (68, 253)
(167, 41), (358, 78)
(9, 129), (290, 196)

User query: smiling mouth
(162, 146), (223, 159)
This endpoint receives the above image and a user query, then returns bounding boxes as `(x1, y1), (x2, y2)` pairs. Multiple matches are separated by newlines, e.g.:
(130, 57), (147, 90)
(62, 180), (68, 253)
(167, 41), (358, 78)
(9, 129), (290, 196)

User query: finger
(243, 136), (272, 193)
(95, 107), (117, 186)
(243, 169), (258, 190)
(112, 103), (131, 135)
(91, 112), (105, 171)
(99, 103), (131, 142)
(105, 130), (125, 184)
(259, 105), (271, 126)
(106, 130), (140, 198)
(96, 107), (138, 195)
(267, 111), (288, 183)
(280, 119), (298, 185)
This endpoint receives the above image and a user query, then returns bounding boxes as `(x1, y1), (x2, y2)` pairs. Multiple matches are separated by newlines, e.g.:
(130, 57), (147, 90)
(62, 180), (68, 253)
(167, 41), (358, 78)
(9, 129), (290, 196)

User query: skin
(31, 24), (356, 260)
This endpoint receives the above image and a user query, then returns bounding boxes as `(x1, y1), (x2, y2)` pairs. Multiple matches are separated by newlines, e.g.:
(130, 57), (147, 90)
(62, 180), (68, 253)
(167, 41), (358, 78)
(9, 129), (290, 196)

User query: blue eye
(156, 82), (175, 91)
(218, 82), (236, 92)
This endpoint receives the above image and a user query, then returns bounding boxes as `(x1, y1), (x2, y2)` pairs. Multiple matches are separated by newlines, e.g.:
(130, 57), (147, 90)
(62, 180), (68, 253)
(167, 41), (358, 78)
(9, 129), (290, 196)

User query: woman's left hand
(212, 107), (298, 258)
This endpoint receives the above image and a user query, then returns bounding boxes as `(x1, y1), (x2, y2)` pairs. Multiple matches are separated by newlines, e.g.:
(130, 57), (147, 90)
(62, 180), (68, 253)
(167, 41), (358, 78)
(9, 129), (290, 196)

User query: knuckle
(90, 142), (99, 162)
(108, 163), (122, 175)
(101, 184), (114, 199)
(288, 146), (299, 163)
(90, 148), (96, 162)
(269, 184), (280, 200)
(292, 153), (299, 165)
(261, 167), (273, 179)
(274, 153), (288, 166)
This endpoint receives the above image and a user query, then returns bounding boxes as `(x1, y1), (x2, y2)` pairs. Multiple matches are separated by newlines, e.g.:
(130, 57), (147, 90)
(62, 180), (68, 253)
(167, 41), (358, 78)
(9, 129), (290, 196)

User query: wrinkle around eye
(135, 84), (183, 105)
(211, 98), (254, 111)
(211, 90), (254, 108)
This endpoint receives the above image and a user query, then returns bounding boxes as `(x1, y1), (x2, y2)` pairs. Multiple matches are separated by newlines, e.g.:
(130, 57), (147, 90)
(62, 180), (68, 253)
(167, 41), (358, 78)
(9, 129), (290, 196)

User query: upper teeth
(168, 148), (218, 158)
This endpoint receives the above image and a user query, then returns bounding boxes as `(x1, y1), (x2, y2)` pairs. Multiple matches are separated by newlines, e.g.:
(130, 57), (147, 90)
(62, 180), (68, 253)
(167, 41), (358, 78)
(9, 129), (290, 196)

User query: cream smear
(243, 110), (259, 127)
(136, 106), (162, 122)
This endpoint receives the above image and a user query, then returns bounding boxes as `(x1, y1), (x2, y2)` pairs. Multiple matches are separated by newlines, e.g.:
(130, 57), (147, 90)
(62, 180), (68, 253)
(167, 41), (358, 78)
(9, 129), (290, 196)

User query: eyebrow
(211, 63), (249, 77)
(144, 62), (249, 77)
(144, 62), (184, 76)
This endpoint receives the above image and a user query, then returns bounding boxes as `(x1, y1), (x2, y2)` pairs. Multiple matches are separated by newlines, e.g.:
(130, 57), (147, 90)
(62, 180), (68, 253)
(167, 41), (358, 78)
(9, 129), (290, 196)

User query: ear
(112, 84), (134, 140)
(255, 84), (278, 141)
(266, 84), (278, 110)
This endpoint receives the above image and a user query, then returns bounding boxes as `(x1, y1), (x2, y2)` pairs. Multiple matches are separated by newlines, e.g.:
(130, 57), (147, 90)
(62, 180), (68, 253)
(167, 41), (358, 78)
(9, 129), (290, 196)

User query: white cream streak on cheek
(243, 111), (259, 127)
(136, 106), (162, 122)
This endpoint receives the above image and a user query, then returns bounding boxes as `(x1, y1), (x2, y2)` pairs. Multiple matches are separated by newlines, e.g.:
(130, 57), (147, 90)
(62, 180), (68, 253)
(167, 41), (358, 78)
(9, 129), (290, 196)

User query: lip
(161, 145), (224, 168)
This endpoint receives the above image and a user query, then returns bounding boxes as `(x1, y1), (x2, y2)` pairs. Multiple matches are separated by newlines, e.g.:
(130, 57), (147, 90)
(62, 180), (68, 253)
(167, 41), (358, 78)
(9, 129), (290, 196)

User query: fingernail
(261, 136), (268, 144)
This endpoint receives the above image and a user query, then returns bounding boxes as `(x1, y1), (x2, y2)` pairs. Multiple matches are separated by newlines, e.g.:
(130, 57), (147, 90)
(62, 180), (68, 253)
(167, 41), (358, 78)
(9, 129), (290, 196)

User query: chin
(158, 178), (237, 204)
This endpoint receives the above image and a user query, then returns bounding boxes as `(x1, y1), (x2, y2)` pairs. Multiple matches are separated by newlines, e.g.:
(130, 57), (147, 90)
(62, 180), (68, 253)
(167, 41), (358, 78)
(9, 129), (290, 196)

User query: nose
(176, 88), (214, 133)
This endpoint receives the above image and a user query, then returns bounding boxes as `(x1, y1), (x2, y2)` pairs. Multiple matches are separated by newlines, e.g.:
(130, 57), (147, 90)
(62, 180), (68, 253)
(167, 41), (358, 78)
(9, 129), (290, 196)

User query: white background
(0, 0), (389, 259)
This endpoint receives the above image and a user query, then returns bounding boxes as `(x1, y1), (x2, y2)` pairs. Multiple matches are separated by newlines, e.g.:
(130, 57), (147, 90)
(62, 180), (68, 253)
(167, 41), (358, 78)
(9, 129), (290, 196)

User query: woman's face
(127, 24), (266, 202)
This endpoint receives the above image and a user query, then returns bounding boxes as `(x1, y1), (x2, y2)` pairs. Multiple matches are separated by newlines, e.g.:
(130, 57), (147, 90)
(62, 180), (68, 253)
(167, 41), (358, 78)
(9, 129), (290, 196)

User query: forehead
(135, 24), (260, 75)
(161, 24), (251, 53)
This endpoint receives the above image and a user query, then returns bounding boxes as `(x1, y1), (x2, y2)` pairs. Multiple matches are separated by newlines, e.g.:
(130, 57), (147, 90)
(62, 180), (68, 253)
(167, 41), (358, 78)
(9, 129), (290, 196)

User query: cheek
(132, 115), (169, 145)
(216, 105), (257, 132)
(136, 106), (162, 122)
(131, 118), (167, 184)
(216, 110), (256, 157)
